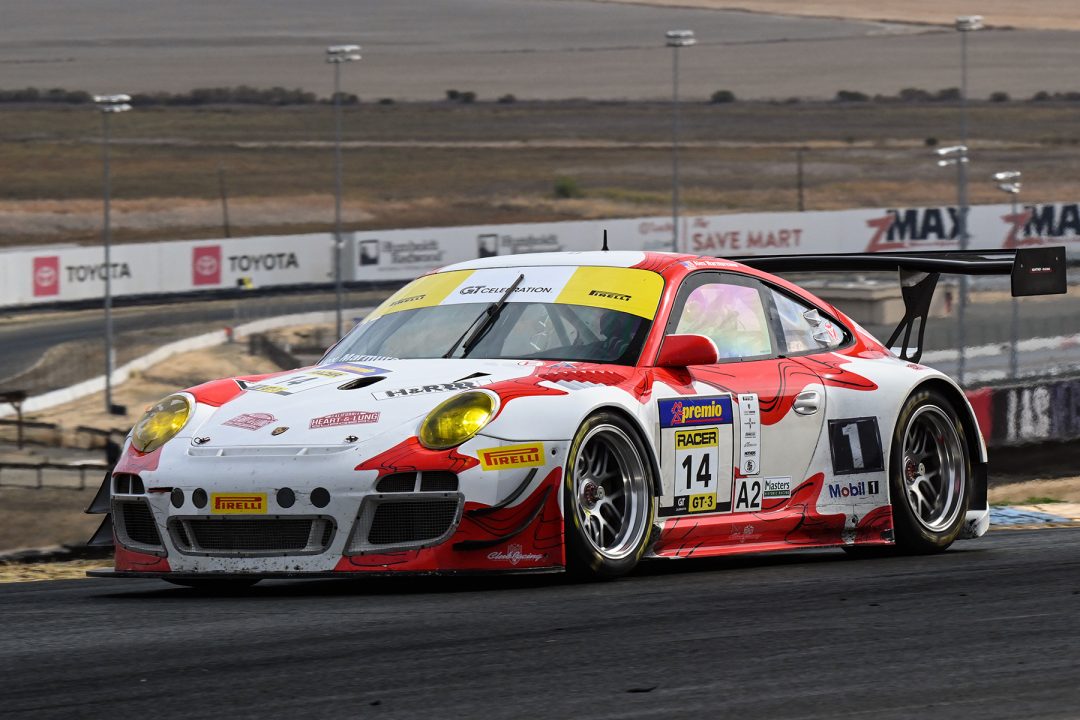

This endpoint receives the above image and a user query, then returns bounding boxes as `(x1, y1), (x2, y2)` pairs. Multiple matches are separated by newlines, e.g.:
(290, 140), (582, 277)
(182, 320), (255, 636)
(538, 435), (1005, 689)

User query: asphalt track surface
(1, 529), (1078, 719)
(3, 0), (1080, 100)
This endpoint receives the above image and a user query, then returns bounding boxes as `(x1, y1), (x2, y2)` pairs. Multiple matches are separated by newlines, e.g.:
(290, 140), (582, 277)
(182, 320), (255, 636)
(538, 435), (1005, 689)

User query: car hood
(190, 359), (543, 448)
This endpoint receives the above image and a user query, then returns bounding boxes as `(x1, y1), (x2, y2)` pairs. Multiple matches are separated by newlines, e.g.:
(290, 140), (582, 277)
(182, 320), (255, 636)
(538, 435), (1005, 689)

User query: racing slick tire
(564, 412), (657, 579)
(889, 388), (972, 554)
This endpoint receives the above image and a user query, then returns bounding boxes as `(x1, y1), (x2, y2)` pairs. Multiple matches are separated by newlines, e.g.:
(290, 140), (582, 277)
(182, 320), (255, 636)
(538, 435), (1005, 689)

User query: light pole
(666, 29), (695, 252)
(955, 15), (982, 244)
(950, 15), (982, 386)
(994, 170), (1023, 378)
(94, 94), (131, 415)
(936, 144), (970, 383)
(326, 44), (361, 339)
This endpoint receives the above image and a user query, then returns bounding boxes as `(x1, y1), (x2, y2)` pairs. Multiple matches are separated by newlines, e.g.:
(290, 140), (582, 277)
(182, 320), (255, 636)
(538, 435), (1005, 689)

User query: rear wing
(733, 246), (1068, 363)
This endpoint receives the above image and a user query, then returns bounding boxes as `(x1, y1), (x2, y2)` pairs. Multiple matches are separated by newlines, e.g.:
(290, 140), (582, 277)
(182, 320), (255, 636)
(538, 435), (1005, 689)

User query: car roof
(440, 250), (688, 272)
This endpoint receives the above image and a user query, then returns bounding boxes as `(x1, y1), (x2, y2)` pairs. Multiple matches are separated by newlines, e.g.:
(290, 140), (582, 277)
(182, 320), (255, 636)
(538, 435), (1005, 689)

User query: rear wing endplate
(733, 246), (1067, 363)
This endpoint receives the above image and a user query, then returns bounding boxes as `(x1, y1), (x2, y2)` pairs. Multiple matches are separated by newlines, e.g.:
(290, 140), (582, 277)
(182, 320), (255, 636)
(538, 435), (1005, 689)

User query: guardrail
(0, 462), (106, 491)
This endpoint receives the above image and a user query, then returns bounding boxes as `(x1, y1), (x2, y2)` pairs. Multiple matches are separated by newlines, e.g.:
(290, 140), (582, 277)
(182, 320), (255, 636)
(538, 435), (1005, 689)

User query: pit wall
(3, 200), (1078, 308)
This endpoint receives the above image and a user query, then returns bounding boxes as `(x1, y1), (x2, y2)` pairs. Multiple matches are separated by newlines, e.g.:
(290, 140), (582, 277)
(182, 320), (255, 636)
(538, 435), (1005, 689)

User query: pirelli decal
(211, 493), (267, 514)
(478, 443), (546, 471)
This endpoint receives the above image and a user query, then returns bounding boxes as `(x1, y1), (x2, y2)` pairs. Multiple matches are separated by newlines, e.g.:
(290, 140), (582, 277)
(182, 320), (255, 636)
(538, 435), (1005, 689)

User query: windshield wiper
(443, 273), (525, 358)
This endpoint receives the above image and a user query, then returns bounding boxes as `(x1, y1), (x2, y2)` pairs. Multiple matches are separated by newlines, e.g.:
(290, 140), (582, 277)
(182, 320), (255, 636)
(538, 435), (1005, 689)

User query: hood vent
(338, 376), (385, 390)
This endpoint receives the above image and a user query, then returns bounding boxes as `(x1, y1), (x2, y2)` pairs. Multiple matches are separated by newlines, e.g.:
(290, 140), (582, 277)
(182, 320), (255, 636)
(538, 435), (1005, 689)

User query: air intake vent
(345, 493), (463, 554)
(114, 499), (164, 554)
(368, 500), (459, 545)
(338, 376), (385, 390)
(375, 472), (459, 493)
(169, 517), (335, 557)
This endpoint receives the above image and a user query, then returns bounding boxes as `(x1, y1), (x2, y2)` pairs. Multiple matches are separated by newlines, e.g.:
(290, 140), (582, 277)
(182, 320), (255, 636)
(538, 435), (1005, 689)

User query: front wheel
(564, 412), (656, 579)
(889, 389), (972, 553)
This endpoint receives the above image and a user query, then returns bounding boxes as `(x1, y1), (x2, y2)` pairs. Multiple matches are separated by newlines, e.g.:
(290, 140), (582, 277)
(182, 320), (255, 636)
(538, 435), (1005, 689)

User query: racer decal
(211, 493), (267, 514)
(309, 411), (380, 429)
(477, 443), (546, 471)
(355, 436), (479, 475)
(223, 413), (276, 430)
(828, 417), (885, 475)
(737, 393), (760, 475)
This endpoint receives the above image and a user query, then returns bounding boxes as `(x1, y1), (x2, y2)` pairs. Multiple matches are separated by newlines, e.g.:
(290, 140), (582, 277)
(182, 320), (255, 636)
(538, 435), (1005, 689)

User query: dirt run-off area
(602, 0), (1080, 31)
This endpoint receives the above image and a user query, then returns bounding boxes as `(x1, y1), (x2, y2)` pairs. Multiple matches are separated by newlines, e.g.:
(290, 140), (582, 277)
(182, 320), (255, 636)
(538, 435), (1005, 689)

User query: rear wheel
(564, 412), (656, 579)
(889, 389), (971, 553)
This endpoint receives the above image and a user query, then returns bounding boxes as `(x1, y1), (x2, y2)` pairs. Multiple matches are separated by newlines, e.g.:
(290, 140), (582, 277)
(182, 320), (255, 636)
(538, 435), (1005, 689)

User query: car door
(653, 272), (829, 522)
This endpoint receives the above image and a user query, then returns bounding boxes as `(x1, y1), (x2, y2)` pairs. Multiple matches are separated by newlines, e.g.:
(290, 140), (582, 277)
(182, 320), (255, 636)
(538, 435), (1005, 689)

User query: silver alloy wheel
(901, 405), (966, 532)
(572, 424), (650, 561)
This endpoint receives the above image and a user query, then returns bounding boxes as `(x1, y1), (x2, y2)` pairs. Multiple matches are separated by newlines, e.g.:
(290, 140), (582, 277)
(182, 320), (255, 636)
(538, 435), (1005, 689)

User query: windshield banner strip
(367, 266), (663, 321)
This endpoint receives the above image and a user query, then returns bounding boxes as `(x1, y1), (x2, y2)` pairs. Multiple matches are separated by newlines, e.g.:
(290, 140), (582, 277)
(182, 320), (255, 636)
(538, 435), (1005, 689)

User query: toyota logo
(194, 254), (219, 276)
(35, 265), (57, 288)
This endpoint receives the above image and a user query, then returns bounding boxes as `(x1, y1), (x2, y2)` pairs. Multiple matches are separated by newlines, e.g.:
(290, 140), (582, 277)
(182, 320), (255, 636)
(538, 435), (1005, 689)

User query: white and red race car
(87, 248), (1065, 585)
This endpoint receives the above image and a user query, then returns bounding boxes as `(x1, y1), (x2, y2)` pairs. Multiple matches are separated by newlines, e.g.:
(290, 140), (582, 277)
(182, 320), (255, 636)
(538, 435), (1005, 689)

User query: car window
(770, 290), (845, 354)
(674, 281), (772, 359)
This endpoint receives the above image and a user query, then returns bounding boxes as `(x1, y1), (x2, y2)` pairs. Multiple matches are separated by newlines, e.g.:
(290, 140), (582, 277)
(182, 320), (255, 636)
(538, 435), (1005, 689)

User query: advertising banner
(2, 201), (1077, 308)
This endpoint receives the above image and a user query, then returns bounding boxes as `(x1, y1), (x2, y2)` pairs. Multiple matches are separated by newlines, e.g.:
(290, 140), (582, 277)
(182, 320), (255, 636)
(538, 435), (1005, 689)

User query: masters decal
(659, 395), (733, 429)
(211, 493), (267, 514)
(478, 443), (546, 470)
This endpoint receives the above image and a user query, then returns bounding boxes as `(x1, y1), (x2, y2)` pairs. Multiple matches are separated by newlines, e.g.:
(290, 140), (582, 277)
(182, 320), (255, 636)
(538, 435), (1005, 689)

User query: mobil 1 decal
(828, 417), (885, 475)
(737, 393), (760, 475)
(657, 395), (734, 517)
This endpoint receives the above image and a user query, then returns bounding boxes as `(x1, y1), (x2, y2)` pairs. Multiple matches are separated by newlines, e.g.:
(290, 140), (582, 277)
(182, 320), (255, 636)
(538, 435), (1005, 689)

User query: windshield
(324, 265), (664, 365)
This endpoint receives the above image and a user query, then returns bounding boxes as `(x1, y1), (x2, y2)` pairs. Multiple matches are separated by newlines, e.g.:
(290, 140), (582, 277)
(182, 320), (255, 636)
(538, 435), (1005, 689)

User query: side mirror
(655, 334), (719, 368)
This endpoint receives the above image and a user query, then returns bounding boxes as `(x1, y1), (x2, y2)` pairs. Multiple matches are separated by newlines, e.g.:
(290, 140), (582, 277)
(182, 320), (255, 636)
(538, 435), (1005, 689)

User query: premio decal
(478, 443), (545, 470)
(659, 395), (733, 429)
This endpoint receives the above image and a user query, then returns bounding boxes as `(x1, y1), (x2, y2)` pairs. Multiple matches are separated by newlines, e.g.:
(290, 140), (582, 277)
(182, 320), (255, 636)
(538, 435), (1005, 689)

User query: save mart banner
(2, 201), (1078, 307)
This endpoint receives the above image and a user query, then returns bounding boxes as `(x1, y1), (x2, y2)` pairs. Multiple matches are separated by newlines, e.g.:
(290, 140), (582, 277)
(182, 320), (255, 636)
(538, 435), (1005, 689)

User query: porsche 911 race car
(86, 247), (1065, 584)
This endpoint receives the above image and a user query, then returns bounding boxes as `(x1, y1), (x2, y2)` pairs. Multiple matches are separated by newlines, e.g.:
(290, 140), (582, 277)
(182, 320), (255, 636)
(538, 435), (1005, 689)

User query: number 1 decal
(828, 417), (884, 475)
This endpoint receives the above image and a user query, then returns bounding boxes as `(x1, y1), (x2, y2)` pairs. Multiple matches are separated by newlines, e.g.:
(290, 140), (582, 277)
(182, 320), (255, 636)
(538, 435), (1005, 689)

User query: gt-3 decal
(828, 417), (885, 475)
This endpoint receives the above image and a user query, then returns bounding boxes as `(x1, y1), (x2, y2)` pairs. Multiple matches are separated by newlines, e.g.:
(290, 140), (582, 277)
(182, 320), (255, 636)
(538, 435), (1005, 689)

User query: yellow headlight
(130, 394), (192, 453)
(418, 391), (496, 450)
